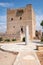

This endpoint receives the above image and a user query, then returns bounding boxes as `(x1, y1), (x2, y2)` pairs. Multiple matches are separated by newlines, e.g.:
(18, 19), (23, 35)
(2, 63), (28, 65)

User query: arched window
(20, 17), (22, 20)
(21, 27), (23, 33)
(11, 18), (13, 21)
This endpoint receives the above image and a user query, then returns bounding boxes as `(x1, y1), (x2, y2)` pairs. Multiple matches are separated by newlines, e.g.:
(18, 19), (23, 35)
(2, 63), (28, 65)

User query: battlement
(26, 4), (32, 7)
(7, 4), (32, 12)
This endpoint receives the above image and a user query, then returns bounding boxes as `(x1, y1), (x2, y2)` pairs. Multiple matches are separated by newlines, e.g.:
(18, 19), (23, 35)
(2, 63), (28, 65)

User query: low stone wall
(0, 33), (21, 41)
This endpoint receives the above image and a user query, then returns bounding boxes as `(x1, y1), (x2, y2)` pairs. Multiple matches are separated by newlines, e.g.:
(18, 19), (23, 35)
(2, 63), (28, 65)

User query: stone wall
(5, 4), (36, 40)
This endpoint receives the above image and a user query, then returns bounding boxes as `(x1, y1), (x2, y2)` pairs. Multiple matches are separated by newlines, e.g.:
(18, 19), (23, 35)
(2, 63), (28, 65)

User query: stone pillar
(25, 25), (29, 45)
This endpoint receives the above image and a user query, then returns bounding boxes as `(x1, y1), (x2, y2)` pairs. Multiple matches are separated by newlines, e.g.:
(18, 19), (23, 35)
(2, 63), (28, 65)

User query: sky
(0, 0), (43, 33)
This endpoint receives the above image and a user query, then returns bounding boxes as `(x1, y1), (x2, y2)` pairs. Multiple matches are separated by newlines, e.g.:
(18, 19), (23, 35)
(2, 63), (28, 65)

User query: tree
(40, 20), (43, 29)
(40, 20), (43, 38)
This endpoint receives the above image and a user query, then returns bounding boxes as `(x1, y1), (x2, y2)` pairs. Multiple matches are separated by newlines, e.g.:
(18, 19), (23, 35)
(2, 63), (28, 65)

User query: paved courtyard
(36, 51), (43, 65)
(0, 49), (18, 65)
(0, 42), (41, 65)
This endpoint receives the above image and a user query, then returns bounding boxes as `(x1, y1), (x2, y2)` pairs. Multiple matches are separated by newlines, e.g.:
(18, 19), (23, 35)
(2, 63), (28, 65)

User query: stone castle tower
(6, 4), (36, 40)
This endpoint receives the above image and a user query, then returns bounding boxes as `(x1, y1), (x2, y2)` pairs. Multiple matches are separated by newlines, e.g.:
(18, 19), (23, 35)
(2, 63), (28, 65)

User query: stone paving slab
(0, 43), (41, 65)
(14, 51), (41, 65)
(0, 49), (18, 65)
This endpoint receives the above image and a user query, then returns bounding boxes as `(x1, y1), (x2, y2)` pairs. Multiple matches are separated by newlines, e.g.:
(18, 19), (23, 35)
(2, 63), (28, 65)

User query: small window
(13, 26), (15, 28)
(20, 17), (22, 20)
(11, 18), (13, 21)
(21, 27), (23, 33)
(16, 9), (24, 16)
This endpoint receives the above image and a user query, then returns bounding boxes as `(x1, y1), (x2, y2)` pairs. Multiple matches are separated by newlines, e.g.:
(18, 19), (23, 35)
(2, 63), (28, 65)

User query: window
(13, 26), (15, 28)
(11, 18), (13, 21)
(20, 17), (22, 20)
(21, 27), (23, 33)
(16, 9), (24, 16)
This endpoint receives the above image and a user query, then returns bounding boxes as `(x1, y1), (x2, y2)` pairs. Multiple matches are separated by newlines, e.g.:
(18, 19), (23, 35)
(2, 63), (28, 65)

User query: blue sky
(0, 0), (43, 33)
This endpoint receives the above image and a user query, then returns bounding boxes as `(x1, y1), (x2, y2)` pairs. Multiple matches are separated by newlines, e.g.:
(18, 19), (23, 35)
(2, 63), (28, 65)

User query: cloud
(36, 14), (43, 22)
(35, 9), (43, 30)
(0, 15), (6, 22)
(0, 25), (6, 32)
(0, 15), (6, 32)
(0, 2), (14, 7)
(36, 14), (43, 30)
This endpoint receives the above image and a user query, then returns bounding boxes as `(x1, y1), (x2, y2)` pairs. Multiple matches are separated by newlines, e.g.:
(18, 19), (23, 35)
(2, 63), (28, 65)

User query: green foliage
(12, 39), (16, 41)
(22, 37), (25, 42)
(0, 37), (3, 42)
(40, 20), (43, 26)
(5, 39), (10, 42)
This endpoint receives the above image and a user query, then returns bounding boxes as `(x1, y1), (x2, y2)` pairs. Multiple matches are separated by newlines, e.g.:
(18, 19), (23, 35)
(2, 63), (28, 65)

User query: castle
(0, 4), (36, 41)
